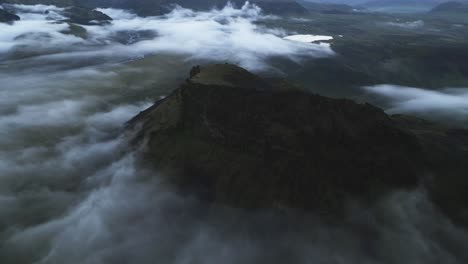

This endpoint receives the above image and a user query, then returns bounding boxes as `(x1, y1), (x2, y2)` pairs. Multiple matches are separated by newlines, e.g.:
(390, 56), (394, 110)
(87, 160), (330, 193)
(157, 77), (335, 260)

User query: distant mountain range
(298, 1), (357, 14)
(305, 0), (468, 11)
(430, 1), (468, 12)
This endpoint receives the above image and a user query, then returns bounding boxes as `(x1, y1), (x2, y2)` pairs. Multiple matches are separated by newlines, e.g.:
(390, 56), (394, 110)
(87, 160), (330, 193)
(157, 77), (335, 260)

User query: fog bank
(364, 84), (468, 126)
(1, 3), (334, 70)
(1, 3), (468, 264)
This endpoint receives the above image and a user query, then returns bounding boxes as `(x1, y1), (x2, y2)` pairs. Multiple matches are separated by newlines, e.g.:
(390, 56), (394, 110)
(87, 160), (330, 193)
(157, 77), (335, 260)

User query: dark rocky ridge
(62, 6), (112, 25)
(128, 64), (468, 225)
(1, 3), (112, 25)
(127, 64), (426, 214)
(0, 7), (19, 23)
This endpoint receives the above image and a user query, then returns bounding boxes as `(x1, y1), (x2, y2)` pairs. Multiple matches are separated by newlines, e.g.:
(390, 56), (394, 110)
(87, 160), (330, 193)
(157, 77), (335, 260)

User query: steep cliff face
(128, 64), (424, 214)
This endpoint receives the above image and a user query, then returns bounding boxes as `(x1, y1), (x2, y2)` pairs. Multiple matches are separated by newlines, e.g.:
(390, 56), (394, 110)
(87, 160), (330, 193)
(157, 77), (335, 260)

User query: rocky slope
(128, 64), (468, 224)
(0, 7), (19, 23)
(127, 64), (424, 213)
(62, 6), (112, 25)
(392, 114), (468, 225)
(1, 3), (112, 25)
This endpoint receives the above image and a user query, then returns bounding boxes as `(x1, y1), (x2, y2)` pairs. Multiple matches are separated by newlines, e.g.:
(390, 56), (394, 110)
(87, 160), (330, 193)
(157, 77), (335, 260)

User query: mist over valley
(1, 1), (468, 263)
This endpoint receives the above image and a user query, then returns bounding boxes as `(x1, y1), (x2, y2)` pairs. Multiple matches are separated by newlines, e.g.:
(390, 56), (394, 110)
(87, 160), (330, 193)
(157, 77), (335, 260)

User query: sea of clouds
(0, 3), (334, 70)
(1, 3), (468, 264)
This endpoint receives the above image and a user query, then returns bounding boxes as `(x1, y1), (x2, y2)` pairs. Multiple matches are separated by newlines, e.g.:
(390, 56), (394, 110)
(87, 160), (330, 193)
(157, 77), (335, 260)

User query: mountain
(127, 64), (468, 224)
(298, 1), (356, 14)
(430, 1), (468, 12)
(1, 3), (112, 25)
(361, 0), (449, 12)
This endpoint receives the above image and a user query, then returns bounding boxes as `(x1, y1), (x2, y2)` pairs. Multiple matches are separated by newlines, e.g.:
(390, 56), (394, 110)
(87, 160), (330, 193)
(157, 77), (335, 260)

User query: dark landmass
(0, 7), (19, 23)
(361, 0), (447, 11)
(256, 10), (468, 96)
(62, 6), (112, 25)
(392, 114), (468, 225)
(127, 64), (468, 225)
(298, 1), (356, 14)
(1, 3), (112, 25)
(431, 1), (468, 13)
(60, 23), (88, 39)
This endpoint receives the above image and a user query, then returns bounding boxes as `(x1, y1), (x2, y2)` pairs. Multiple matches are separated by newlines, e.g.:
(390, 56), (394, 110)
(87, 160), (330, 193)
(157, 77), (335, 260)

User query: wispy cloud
(364, 84), (468, 124)
(1, 3), (334, 70)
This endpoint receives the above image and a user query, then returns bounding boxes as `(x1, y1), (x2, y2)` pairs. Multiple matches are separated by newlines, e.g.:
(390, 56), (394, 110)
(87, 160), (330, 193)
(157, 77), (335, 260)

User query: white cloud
(384, 20), (425, 30)
(1, 3), (334, 71)
(363, 84), (468, 124)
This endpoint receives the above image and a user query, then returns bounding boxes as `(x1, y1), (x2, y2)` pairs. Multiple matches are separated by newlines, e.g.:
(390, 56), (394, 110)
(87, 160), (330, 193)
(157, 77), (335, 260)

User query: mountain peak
(128, 64), (424, 213)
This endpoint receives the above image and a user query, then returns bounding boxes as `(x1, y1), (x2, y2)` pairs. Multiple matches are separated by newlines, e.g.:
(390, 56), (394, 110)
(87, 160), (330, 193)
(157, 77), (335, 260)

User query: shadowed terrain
(128, 64), (468, 224)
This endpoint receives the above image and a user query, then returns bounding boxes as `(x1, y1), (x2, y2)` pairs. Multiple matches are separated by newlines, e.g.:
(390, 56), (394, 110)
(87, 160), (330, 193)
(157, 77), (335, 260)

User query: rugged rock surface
(128, 64), (468, 225)
(60, 23), (88, 38)
(0, 7), (20, 23)
(128, 64), (426, 214)
(62, 6), (112, 25)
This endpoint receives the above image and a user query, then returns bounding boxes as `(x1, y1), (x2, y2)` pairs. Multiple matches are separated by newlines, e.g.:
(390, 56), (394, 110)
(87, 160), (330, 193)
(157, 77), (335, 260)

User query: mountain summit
(127, 64), (468, 223)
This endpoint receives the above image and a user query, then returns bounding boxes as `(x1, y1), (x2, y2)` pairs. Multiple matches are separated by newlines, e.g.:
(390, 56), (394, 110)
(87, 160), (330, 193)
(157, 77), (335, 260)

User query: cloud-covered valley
(1, 3), (333, 70)
(1, 3), (468, 264)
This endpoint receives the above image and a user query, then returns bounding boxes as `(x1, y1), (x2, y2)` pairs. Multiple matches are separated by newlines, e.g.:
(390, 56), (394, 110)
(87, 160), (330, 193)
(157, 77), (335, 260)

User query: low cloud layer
(1, 3), (468, 264)
(1, 3), (334, 70)
(364, 84), (468, 125)
(384, 20), (425, 29)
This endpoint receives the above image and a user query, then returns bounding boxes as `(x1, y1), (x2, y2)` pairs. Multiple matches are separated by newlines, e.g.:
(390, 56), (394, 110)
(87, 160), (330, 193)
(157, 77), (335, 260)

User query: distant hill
(360, 0), (449, 12)
(298, 1), (356, 14)
(430, 1), (468, 12)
